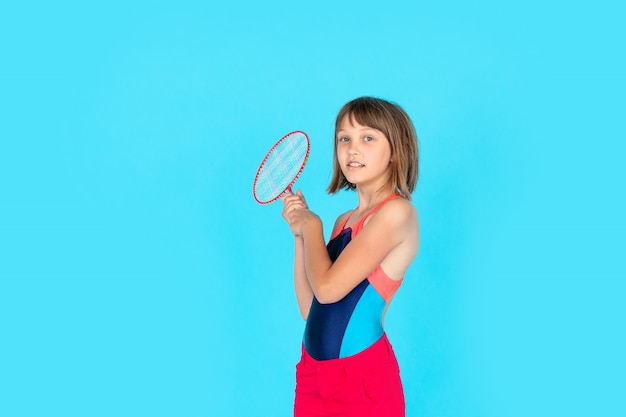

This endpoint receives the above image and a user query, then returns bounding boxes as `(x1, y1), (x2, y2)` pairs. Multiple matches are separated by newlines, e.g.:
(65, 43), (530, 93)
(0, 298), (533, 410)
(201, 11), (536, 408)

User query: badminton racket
(253, 130), (310, 204)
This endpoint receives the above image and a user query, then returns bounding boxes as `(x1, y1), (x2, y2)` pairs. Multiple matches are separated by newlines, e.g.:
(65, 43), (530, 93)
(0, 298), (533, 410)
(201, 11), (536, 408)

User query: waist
(304, 280), (387, 360)
(299, 333), (396, 375)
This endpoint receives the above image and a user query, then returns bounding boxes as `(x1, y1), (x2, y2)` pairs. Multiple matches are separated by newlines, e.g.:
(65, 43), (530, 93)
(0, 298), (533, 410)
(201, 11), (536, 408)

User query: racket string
(254, 132), (309, 203)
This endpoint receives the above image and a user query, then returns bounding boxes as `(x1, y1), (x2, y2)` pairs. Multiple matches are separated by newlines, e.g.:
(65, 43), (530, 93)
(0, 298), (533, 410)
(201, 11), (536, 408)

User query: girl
(282, 97), (419, 417)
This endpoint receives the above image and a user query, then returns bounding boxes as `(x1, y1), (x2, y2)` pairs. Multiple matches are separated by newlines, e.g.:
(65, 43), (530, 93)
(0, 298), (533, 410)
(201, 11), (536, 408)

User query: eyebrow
(337, 127), (379, 135)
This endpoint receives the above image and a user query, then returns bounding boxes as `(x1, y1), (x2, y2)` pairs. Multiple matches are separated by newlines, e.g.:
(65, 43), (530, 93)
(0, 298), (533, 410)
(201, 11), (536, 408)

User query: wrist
(302, 217), (322, 237)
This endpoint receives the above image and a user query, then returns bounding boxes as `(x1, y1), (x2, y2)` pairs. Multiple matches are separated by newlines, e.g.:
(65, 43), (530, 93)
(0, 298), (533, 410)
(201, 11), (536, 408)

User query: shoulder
(331, 210), (353, 232)
(378, 197), (417, 221)
(365, 197), (418, 232)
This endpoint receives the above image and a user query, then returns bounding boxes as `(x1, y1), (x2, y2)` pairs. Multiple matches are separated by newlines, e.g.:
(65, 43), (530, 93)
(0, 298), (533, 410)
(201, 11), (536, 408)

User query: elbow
(316, 295), (341, 304)
(315, 294), (336, 304)
(314, 284), (342, 304)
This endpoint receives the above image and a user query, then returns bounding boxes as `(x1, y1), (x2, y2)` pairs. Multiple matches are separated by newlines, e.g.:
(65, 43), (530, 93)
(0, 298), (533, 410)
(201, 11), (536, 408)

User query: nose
(348, 141), (359, 155)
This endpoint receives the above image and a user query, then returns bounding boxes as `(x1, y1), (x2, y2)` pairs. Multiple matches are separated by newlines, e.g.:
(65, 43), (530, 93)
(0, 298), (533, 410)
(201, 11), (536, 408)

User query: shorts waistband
(299, 333), (395, 376)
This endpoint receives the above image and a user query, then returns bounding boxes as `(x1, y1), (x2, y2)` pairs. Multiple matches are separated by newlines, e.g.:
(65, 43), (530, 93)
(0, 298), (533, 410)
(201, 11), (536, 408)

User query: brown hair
(327, 97), (419, 199)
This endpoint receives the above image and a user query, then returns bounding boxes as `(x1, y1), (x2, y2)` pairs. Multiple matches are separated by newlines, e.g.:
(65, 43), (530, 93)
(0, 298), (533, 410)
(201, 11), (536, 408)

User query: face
(336, 114), (392, 191)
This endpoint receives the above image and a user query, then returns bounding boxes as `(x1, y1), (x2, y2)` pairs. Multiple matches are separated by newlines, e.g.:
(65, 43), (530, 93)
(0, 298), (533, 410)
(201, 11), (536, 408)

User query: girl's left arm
(288, 199), (417, 304)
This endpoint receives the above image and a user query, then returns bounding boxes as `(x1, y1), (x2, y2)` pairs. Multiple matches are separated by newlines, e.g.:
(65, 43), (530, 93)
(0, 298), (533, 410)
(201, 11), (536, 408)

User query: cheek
(335, 155), (347, 173)
(336, 148), (349, 163)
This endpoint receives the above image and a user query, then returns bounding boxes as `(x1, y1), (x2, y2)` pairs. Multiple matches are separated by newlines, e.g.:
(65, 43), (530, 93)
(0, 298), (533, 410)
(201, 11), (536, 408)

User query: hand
(281, 190), (319, 237)
(282, 189), (307, 220)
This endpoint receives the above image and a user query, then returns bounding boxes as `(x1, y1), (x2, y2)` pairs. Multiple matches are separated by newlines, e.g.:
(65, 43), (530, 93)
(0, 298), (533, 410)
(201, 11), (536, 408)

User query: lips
(347, 161), (364, 168)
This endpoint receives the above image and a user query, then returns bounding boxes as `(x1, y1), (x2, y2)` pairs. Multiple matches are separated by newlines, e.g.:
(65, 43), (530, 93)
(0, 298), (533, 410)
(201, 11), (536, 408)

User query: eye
(363, 136), (374, 142)
(338, 136), (349, 143)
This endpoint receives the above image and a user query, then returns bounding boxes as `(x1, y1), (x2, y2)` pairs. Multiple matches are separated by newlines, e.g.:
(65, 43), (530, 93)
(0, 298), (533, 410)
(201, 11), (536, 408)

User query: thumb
(296, 189), (307, 205)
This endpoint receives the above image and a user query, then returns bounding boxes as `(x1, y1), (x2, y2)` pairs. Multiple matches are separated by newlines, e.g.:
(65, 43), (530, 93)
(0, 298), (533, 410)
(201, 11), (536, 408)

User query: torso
(303, 194), (412, 360)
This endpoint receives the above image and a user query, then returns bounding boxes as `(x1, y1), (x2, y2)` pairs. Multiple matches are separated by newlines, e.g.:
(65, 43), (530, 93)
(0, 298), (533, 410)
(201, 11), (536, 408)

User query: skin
(282, 115), (420, 320)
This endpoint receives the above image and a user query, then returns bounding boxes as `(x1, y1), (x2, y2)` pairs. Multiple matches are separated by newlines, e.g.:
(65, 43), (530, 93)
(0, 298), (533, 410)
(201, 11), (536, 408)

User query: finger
(283, 194), (304, 208)
(283, 191), (302, 202)
(281, 197), (300, 211)
(295, 189), (308, 207)
(281, 192), (298, 204)
(282, 200), (305, 218)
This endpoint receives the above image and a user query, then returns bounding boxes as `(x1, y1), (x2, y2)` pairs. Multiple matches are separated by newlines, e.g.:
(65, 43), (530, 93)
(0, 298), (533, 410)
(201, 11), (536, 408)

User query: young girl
(282, 97), (419, 417)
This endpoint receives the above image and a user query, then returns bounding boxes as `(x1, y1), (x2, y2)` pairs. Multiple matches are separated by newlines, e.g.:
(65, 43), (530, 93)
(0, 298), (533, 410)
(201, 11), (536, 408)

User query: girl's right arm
(282, 190), (314, 320)
(292, 210), (351, 319)
(293, 236), (313, 320)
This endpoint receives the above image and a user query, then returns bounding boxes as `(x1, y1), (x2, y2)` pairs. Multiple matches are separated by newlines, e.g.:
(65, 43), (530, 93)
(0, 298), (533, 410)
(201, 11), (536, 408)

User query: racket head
(253, 130), (310, 204)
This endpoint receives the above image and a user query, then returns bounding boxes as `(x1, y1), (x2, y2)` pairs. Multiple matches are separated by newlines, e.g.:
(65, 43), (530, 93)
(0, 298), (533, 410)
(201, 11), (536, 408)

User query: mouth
(347, 161), (364, 168)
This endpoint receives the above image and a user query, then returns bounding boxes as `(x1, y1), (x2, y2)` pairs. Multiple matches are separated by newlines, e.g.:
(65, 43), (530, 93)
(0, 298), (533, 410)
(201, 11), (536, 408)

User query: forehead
(338, 113), (383, 133)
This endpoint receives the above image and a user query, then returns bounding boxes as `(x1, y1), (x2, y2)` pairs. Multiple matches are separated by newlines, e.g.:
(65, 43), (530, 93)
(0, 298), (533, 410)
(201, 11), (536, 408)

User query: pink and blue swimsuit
(302, 194), (403, 360)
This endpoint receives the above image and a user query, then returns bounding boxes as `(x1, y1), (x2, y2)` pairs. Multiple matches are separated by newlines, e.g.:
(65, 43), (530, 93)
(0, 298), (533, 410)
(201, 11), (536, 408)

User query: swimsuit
(303, 193), (404, 360)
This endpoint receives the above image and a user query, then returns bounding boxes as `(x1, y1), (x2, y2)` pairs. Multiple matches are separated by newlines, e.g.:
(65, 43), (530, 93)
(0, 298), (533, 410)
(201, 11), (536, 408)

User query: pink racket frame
(253, 130), (310, 205)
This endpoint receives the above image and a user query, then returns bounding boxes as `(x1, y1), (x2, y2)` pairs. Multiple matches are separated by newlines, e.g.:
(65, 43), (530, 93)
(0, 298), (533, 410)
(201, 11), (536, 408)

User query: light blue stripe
(339, 284), (386, 358)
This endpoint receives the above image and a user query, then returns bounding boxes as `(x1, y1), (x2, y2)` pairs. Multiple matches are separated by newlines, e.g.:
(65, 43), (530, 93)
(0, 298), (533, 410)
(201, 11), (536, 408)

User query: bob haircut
(327, 97), (419, 199)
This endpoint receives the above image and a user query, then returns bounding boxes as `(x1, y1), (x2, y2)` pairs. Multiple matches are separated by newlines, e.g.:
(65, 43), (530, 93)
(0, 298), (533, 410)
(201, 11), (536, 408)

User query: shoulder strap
(330, 210), (355, 239)
(351, 193), (401, 236)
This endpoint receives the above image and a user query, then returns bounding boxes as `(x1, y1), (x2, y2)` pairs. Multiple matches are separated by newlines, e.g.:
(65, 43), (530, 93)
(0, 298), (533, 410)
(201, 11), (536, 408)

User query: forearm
(302, 222), (334, 303)
(293, 237), (313, 320)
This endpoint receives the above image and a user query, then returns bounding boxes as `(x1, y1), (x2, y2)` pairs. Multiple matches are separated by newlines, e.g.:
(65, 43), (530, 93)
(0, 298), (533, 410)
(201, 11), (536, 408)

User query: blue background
(1, 1), (624, 416)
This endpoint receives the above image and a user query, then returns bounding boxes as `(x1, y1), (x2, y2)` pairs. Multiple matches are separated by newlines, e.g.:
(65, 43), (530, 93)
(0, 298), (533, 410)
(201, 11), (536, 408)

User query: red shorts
(294, 333), (405, 417)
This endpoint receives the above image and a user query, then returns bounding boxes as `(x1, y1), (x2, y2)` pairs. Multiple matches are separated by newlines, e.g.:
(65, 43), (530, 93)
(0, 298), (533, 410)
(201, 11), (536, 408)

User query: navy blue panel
(303, 228), (369, 360)
(326, 228), (353, 262)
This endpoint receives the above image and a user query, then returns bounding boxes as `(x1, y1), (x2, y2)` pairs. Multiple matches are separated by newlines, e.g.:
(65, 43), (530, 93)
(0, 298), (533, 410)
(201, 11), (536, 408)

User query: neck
(354, 184), (395, 214)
